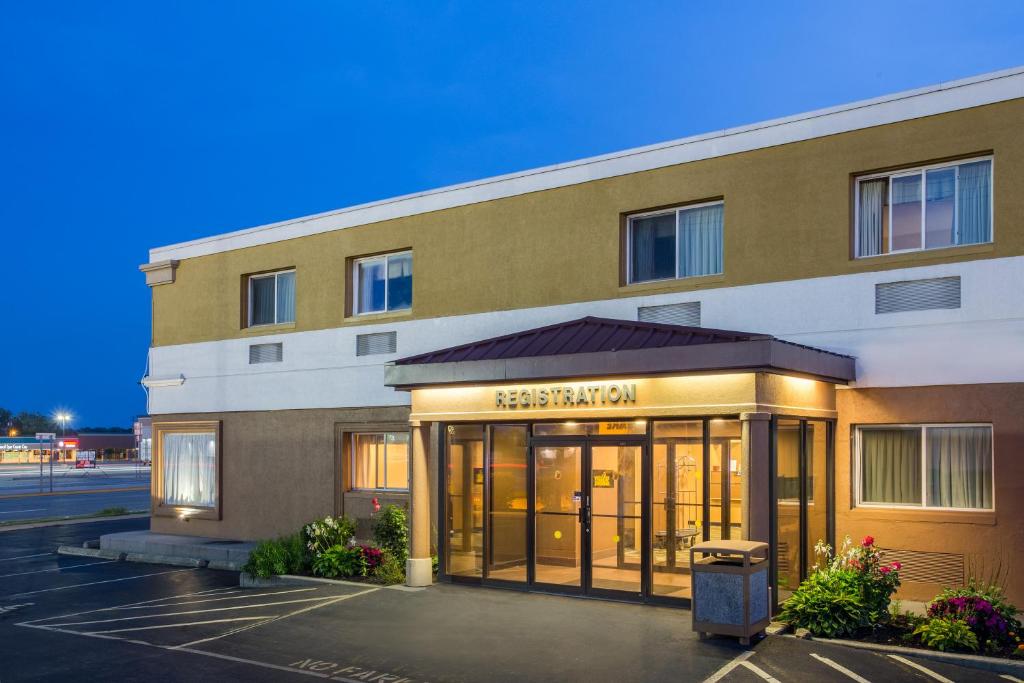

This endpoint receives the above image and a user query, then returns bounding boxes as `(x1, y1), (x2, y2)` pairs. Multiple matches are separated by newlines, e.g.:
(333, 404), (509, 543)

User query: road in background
(0, 463), (150, 523)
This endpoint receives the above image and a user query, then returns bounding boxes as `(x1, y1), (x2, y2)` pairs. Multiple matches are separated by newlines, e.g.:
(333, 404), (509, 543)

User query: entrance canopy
(385, 317), (854, 423)
(386, 316), (855, 390)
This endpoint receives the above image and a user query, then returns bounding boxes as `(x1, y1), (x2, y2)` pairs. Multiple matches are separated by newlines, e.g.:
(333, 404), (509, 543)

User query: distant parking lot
(0, 518), (1011, 682)
(0, 463), (150, 523)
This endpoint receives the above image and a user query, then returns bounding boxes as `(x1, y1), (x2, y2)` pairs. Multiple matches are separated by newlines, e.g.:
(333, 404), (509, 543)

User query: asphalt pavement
(0, 463), (150, 523)
(0, 518), (1014, 682)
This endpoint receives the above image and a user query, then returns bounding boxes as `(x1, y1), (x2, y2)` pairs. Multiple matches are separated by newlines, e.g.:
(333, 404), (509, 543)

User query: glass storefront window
(709, 419), (742, 541)
(488, 426), (528, 582)
(775, 419), (801, 597)
(447, 425), (484, 577)
(652, 420), (702, 598)
(533, 421), (647, 437)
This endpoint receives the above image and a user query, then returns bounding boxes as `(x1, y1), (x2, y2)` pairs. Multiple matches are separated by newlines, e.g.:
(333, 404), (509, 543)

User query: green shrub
(312, 544), (368, 578)
(244, 534), (308, 579)
(779, 569), (869, 638)
(914, 618), (979, 652)
(372, 505), (408, 563)
(303, 515), (356, 558)
(374, 549), (406, 585)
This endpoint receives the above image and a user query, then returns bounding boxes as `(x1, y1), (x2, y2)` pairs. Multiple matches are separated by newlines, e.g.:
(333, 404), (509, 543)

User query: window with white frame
(353, 251), (412, 315)
(627, 201), (724, 284)
(248, 270), (296, 326)
(854, 157), (992, 257)
(856, 424), (993, 510)
(351, 432), (409, 491)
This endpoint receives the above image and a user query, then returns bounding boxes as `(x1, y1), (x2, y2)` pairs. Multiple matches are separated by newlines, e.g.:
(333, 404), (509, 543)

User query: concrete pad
(100, 529), (256, 567)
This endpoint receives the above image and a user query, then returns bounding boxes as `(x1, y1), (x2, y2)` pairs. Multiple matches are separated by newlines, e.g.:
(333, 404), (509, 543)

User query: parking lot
(0, 519), (1015, 682)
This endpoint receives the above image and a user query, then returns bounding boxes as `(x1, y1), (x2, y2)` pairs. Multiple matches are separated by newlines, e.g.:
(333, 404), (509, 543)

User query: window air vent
(638, 301), (701, 327)
(249, 342), (283, 364)
(875, 276), (961, 314)
(356, 331), (398, 356)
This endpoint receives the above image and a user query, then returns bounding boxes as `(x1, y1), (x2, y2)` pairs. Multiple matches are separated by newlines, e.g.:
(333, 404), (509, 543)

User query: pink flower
(891, 561), (902, 571)
(880, 565), (891, 574)
(371, 497), (381, 512)
(862, 535), (874, 547)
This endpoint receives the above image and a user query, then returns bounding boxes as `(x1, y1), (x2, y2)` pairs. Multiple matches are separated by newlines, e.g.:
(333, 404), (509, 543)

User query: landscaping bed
(780, 535), (1024, 660)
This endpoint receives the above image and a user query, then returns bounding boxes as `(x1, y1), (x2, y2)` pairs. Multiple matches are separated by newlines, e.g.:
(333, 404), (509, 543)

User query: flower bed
(242, 504), (412, 586)
(780, 535), (1023, 659)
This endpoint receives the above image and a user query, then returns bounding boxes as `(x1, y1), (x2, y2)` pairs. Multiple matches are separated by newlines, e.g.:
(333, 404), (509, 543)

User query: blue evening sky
(2, 2), (1022, 427)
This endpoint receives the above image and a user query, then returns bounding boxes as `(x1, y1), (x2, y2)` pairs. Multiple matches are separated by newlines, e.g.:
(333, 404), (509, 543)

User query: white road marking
(702, 650), (754, 683)
(810, 653), (872, 682)
(4, 567), (196, 599)
(999, 675), (1023, 683)
(173, 587), (380, 649)
(0, 552), (54, 563)
(0, 508), (46, 514)
(888, 655), (955, 683)
(0, 559), (115, 579)
(740, 660), (782, 683)
(47, 595), (345, 627)
(89, 616), (272, 635)
(23, 585), (239, 624)
(127, 587), (316, 610)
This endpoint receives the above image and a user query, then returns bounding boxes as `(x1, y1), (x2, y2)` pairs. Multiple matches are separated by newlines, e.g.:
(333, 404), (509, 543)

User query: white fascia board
(150, 66), (1024, 264)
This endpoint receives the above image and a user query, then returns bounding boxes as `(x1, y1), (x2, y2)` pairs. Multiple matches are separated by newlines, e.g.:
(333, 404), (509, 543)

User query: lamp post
(53, 413), (71, 492)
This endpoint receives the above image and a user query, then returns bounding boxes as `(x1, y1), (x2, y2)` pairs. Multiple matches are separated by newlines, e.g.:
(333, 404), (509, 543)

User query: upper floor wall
(147, 73), (1024, 348)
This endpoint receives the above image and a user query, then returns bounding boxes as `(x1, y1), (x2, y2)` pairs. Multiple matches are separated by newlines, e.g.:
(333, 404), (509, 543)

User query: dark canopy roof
(387, 316), (855, 387)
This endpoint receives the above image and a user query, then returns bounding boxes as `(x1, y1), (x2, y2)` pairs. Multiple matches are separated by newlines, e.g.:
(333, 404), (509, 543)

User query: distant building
(0, 436), (77, 464)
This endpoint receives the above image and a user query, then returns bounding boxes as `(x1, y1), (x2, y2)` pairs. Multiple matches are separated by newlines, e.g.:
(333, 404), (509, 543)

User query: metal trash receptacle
(690, 540), (770, 645)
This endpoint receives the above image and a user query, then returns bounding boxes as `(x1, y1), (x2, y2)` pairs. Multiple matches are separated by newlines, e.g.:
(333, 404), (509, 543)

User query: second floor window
(855, 157), (992, 257)
(248, 270), (295, 326)
(628, 201), (724, 284)
(354, 251), (412, 315)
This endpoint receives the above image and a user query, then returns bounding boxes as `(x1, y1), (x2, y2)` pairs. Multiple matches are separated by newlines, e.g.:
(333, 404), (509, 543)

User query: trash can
(690, 540), (770, 645)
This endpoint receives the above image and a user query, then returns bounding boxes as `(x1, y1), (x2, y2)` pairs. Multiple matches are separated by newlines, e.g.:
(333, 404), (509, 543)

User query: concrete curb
(124, 552), (208, 568)
(240, 572), (420, 591)
(57, 545), (126, 561)
(0, 512), (149, 532)
(775, 632), (1024, 676)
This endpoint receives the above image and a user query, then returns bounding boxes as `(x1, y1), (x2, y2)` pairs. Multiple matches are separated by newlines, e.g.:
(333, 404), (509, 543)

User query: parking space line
(888, 655), (955, 683)
(89, 616), (272, 635)
(0, 552), (54, 563)
(47, 595), (346, 628)
(4, 567), (196, 599)
(129, 587), (317, 610)
(0, 559), (116, 579)
(174, 587), (380, 649)
(809, 653), (872, 682)
(999, 675), (1022, 683)
(740, 660), (781, 682)
(702, 650), (754, 683)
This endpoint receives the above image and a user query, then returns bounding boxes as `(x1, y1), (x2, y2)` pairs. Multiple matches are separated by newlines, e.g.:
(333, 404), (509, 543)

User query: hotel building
(140, 67), (1024, 607)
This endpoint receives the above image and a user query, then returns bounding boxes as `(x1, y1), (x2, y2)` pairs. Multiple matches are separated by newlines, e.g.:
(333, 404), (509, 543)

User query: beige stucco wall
(151, 99), (1024, 347)
(150, 406), (411, 541)
(836, 383), (1024, 604)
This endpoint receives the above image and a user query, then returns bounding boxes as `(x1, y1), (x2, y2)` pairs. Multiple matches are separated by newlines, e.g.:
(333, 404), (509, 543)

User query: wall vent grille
(878, 548), (964, 586)
(356, 331), (398, 356)
(875, 276), (961, 314)
(249, 342), (283, 364)
(638, 301), (701, 327)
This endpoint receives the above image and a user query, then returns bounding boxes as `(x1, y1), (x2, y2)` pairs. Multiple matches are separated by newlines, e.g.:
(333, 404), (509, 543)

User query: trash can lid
(689, 540), (769, 560)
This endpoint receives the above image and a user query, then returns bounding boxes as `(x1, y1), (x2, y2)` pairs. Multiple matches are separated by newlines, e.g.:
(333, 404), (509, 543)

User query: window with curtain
(353, 251), (412, 314)
(628, 201), (724, 283)
(857, 424), (992, 510)
(854, 157), (992, 257)
(351, 432), (409, 490)
(162, 431), (217, 508)
(248, 270), (296, 326)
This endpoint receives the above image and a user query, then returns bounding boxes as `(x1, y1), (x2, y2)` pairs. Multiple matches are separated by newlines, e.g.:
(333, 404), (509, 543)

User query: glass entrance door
(589, 444), (642, 595)
(533, 443), (583, 588)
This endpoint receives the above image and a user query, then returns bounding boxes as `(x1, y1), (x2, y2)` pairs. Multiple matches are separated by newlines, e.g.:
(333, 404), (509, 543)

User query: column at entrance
(407, 420), (433, 587)
(740, 412), (771, 544)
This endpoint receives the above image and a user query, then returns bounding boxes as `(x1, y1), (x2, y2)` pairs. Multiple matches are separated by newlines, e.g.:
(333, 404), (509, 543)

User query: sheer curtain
(857, 179), (886, 256)
(957, 160), (992, 245)
(926, 427), (992, 509)
(357, 260), (386, 313)
(860, 428), (921, 505)
(276, 271), (295, 323)
(250, 276), (275, 325)
(678, 204), (723, 277)
(163, 432), (217, 507)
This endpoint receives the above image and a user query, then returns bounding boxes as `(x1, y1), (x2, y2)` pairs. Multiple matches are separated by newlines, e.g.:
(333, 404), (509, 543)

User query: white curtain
(678, 204), (723, 277)
(276, 271), (296, 323)
(926, 427), (992, 509)
(357, 260), (386, 313)
(163, 432), (217, 507)
(861, 428), (921, 505)
(857, 179), (886, 256)
(957, 160), (992, 245)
